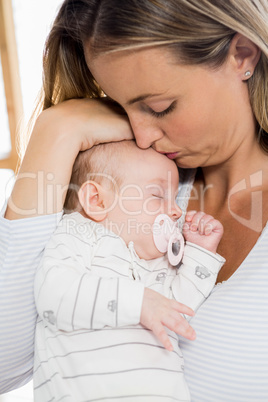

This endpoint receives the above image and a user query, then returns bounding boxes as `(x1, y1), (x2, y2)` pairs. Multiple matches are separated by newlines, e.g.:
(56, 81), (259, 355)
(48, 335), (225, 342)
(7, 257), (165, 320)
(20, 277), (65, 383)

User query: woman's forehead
(85, 46), (195, 105)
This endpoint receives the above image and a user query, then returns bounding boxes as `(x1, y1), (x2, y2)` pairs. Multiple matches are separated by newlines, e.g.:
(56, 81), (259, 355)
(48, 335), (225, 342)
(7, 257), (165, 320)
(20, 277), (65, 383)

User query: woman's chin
(174, 156), (200, 169)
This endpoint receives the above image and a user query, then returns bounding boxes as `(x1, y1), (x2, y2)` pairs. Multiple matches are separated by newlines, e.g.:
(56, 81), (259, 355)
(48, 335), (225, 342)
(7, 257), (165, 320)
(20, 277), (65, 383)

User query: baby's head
(64, 140), (181, 260)
(64, 141), (127, 214)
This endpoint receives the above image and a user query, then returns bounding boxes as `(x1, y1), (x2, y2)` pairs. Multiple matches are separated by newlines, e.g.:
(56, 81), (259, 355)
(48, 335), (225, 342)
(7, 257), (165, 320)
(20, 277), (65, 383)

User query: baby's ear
(78, 181), (108, 222)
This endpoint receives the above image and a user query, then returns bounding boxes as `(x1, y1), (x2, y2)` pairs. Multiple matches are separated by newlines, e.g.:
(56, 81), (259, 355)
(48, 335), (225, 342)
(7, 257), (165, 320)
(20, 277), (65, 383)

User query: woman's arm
(0, 99), (132, 393)
(0, 210), (62, 393)
(5, 99), (133, 220)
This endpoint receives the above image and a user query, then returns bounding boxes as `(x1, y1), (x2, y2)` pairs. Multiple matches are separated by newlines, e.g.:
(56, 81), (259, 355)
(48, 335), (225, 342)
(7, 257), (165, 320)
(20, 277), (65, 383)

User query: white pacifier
(153, 214), (184, 266)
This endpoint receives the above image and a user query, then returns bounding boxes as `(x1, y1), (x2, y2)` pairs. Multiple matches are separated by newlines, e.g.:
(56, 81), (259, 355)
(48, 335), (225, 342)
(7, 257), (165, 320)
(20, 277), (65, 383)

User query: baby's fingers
(163, 313), (196, 341)
(170, 299), (195, 317)
(198, 215), (215, 235)
(204, 218), (224, 236)
(185, 210), (197, 222)
(183, 211), (205, 234)
(151, 322), (174, 351)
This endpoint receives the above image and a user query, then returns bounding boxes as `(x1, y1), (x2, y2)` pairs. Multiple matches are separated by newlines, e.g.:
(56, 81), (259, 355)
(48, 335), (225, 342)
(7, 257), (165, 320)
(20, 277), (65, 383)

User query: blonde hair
(39, 0), (268, 150)
(64, 140), (136, 212)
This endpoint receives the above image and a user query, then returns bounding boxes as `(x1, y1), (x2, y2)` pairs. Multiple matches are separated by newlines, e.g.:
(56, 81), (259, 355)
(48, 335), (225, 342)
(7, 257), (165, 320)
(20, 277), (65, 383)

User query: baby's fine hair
(64, 140), (136, 212)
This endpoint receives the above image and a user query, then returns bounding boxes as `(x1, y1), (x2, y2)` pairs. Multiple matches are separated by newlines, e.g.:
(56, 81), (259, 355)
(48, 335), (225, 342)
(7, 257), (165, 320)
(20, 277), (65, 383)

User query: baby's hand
(183, 211), (223, 254)
(140, 288), (196, 351)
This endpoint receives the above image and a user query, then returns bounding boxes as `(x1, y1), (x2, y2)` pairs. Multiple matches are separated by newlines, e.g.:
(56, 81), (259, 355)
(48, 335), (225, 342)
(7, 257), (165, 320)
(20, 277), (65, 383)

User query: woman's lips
(165, 152), (179, 160)
(155, 150), (179, 160)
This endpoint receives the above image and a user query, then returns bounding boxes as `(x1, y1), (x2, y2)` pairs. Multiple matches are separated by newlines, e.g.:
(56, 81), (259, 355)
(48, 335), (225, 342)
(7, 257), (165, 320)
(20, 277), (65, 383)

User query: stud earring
(245, 71), (251, 77)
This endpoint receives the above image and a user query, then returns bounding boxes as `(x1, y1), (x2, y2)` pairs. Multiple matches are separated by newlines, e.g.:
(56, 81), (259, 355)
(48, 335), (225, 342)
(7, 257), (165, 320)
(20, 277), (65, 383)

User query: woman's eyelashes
(147, 101), (176, 118)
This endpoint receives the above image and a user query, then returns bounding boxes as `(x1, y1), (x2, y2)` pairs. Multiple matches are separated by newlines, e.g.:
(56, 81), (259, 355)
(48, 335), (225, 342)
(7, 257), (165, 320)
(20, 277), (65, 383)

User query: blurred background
(0, 1), (63, 400)
(0, 0), (63, 209)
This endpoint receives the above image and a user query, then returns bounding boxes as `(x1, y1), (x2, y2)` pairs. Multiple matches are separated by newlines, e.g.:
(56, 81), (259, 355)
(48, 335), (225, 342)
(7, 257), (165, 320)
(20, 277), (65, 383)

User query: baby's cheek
(143, 198), (163, 215)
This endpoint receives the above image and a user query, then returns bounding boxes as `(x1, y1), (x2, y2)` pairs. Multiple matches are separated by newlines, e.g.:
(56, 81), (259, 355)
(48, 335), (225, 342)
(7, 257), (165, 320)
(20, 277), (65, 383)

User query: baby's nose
(169, 203), (182, 221)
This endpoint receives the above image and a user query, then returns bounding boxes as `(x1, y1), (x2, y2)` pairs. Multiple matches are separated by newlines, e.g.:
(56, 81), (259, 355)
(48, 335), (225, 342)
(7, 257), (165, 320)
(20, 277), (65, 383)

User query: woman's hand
(37, 98), (133, 151)
(5, 98), (133, 220)
(140, 288), (196, 351)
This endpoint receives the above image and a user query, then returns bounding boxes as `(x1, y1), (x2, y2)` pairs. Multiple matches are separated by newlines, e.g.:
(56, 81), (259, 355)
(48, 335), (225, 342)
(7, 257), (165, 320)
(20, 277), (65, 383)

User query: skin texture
(5, 100), (133, 220)
(86, 43), (255, 170)
(81, 146), (182, 260)
(3, 34), (267, 345)
(85, 36), (268, 283)
(79, 145), (223, 258)
(77, 143), (223, 350)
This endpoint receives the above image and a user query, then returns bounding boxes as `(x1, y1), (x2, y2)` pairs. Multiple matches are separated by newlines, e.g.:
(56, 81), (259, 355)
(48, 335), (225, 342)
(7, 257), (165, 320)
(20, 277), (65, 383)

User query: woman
(1, 0), (268, 399)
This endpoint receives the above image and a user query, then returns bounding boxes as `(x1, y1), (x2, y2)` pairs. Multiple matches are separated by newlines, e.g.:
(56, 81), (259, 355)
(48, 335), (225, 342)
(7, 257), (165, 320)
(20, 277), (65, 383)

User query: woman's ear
(229, 33), (261, 80)
(78, 181), (108, 222)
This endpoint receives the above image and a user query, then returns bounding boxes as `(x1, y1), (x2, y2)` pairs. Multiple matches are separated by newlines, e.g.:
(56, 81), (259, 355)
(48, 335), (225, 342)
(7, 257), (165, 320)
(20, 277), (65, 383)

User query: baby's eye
(152, 194), (164, 199)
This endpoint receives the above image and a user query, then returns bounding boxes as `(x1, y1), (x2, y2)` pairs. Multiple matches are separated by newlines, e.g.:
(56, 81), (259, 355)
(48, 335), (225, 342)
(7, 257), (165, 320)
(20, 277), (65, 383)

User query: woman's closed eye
(148, 101), (176, 118)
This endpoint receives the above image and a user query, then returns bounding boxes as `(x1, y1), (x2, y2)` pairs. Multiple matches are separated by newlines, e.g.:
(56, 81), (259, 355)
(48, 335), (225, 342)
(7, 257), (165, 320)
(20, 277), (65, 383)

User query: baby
(34, 140), (224, 401)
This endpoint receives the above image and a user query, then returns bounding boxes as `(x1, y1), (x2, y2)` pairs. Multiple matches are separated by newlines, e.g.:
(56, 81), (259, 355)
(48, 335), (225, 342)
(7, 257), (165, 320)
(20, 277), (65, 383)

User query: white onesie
(34, 212), (225, 401)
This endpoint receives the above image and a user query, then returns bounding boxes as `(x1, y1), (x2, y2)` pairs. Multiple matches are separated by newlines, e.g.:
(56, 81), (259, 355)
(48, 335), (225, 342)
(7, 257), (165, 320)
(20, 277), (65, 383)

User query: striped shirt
(1, 168), (268, 400)
(180, 220), (268, 401)
(0, 204), (62, 394)
(34, 212), (224, 401)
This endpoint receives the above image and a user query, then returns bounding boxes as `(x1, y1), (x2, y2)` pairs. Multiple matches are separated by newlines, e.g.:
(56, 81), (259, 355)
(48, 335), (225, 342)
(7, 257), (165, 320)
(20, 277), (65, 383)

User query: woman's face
(86, 46), (253, 169)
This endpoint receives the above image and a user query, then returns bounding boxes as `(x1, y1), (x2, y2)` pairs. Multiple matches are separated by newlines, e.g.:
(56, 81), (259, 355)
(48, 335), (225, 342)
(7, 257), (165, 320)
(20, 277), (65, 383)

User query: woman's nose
(130, 117), (164, 149)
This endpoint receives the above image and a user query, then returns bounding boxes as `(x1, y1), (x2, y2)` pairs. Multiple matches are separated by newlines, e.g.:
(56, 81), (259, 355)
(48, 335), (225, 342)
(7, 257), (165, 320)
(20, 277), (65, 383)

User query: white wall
(0, 0), (63, 209)
(0, 1), (63, 400)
